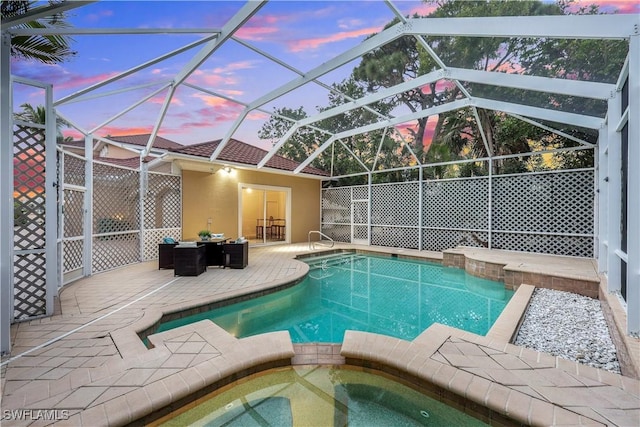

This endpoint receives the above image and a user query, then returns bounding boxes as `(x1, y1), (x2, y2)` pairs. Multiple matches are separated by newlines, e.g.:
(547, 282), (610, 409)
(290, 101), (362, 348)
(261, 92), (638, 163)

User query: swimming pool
(155, 366), (489, 426)
(155, 253), (513, 342)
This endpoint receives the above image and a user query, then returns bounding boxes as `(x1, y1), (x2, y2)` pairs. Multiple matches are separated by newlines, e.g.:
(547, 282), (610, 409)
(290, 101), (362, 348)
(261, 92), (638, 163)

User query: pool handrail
(308, 230), (335, 250)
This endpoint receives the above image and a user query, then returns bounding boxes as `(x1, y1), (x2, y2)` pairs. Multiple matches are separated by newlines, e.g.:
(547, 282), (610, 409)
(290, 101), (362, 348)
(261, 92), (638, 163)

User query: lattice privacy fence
(321, 168), (594, 258)
(13, 125), (48, 320)
(141, 172), (182, 261)
(57, 155), (182, 279)
(61, 152), (86, 282)
(92, 161), (141, 272)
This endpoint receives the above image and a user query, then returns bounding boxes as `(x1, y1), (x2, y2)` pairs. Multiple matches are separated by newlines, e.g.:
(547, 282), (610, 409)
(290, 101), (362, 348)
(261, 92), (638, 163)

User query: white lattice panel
(422, 229), (489, 251)
(92, 233), (140, 272)
(353, 225), (368, 240)
(63, 153), (85, 187)
(93, 163), (139, 234)
(372, 226), (419, 249)
(372, 182), (419, 226)
(352, 185), (368, 200)
(492, 171), (594, 234)
(144, 173), (181, 229)
(422, 178), (489, 229)
(13, 125), (48, 320)
(142, 228), (182, 261)
(492, 232), (593, 257)
(63, 239), (84, 273)
(322, 168), (593, 257)
(13, 253), (47, 319)
(63, 189), (84, 238)
(322, 188), (350, 223)
(353, 201), (368, 224)
(321, 224), (351, 242)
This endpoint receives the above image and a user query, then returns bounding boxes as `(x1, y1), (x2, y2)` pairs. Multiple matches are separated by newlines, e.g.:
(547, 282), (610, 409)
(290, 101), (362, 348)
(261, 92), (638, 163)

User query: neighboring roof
(104, 134), (183, 150)
(60, 134), (182, 151)
(60, 134), (328, 176)
(93, 156), (143, 169)
(171, 138), (329, 177)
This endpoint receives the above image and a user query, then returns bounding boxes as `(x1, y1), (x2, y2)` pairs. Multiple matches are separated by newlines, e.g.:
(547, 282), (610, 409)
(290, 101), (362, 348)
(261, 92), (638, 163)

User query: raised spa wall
(442, 247), (600, 299)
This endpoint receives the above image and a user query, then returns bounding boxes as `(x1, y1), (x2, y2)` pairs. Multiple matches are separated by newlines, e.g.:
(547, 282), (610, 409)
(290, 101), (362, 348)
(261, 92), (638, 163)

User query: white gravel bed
(514, 287), (621, 374)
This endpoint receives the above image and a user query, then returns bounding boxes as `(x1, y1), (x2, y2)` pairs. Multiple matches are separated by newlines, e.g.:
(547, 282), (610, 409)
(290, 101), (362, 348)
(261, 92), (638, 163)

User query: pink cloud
(338, 18), (365, 30)
(187, 70), (238, 88)
(287, 26), (382, 52)
(212, 60), (258, 74)
(10, 61), (121, 92)
(98, 125), (154, 137)
(568, 0), (640, 13)
(56, 71), (122, 90)
(218, 89), (244, 97)
(491, 60), (525, 74)
(149, 95), (184, 106)
(406, 4), (439, 17)
(192, 93), (241, 108)
(247, 110), (269, 121)
(235, 14), (281, 41)
(419, 80), (456, 95)
(164, 101), (245, 133)
(394, 117), (438, 148)
(63, 129), (83, 140)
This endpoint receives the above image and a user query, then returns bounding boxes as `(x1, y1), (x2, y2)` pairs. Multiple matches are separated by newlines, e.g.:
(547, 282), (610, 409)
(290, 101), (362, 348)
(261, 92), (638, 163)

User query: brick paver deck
(1, 244), (638, 426)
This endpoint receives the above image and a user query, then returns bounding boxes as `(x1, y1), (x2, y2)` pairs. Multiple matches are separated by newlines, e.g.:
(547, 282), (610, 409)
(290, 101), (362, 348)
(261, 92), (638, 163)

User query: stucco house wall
(182, 168), (321, 243)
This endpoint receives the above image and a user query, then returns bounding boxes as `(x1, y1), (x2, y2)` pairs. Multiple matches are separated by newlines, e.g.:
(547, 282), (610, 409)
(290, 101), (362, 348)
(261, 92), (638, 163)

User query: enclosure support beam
(406, 15), (637, 39)
(44, 83), (57, 315)
(83, 134), (94, 277)
(1, 31), (13, 355)
(596, 125), (608, 273)
(367, 173), (372, 246)
(488, 158), (493, 250)
(418, 167), (423, 251)
(625, 34), (639, 336)
(606, 92), (623, 295)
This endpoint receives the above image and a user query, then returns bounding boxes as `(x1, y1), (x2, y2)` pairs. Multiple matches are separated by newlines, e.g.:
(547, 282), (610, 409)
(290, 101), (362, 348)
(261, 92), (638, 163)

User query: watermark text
(2, 409), (70, 421)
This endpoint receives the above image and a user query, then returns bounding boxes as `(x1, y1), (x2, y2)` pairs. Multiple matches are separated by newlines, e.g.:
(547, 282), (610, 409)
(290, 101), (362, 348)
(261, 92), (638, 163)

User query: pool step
(303, 253), (368, 270)
(292, 343), (345, 365)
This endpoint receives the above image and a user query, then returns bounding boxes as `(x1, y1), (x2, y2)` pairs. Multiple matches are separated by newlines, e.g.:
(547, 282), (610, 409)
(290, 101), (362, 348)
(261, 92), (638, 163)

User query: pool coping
(341, 324), (640, 426)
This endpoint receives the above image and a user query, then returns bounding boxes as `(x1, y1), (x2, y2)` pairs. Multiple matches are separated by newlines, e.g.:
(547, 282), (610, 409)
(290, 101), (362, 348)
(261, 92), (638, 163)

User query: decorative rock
(514, 288), (621, 374)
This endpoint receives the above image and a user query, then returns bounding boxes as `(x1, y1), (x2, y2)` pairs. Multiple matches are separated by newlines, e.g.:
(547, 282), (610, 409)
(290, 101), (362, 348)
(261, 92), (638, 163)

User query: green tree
(258, 79), (400, 182)
(354, 0), (564, 173)
(1, 0), (76, 64)
(258, 106), (327, 168)
(14, 102), (70, 141)
(261, 0), (623, 180)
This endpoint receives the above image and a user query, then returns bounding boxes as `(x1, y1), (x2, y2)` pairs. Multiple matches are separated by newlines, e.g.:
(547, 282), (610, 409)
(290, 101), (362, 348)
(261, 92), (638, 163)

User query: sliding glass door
(239, 184), (290, 245)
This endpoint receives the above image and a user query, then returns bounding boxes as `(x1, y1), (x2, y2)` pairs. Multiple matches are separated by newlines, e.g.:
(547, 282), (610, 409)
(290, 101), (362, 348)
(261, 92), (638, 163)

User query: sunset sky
(9, 0), (639, 150)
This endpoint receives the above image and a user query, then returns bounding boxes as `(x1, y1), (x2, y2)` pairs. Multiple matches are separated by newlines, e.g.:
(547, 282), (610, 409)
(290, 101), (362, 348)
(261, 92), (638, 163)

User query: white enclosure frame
(1, 3), (639, 356)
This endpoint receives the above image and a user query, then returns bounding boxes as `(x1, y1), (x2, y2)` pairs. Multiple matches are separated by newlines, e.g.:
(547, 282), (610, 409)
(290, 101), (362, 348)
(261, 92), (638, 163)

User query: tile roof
(107, 134), (183, 150)
(61, 134), (183, 150)
(60, 135), (328, 176)
(171, 138), (328, 177)
(93, 156), (142, 169)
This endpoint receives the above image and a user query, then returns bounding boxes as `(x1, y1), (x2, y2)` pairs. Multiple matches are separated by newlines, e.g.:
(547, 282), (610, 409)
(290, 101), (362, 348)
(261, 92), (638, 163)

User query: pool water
(156, 366), (489, 427)
(156, 253), (513, 342)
